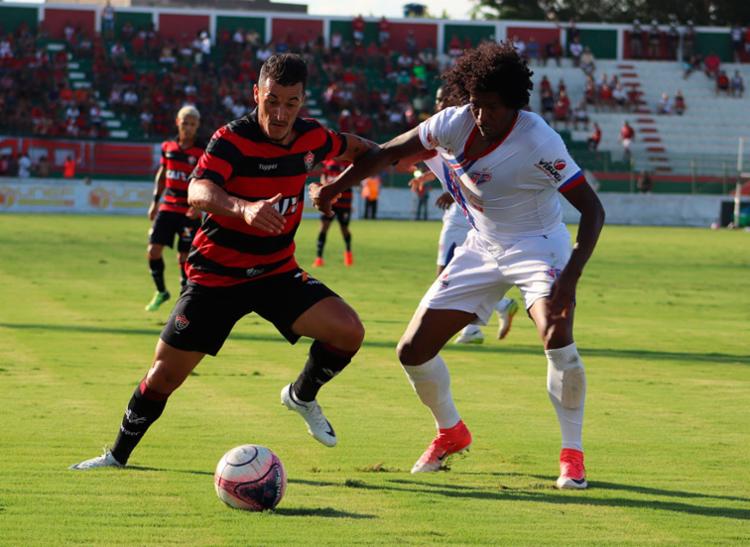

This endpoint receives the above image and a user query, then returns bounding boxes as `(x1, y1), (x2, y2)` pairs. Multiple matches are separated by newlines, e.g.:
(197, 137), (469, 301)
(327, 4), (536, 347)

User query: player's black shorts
(160, 268), (339, 356)
(320, 207), (351, 226)
(149, 210), (200, 252)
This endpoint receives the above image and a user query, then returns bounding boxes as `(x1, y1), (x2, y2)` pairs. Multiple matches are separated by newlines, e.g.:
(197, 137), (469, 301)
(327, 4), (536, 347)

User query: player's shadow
(273, 507), (375, 519)
(379, 477), (750, 520)
(1, 322), (748, 365)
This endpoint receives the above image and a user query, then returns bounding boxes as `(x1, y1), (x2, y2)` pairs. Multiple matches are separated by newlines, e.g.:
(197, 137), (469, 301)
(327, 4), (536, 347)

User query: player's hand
(240, 193), (286, 234)
(186, 206), (201, 220)
(148, 202), (158, 221)
(547, 274), (577, 322)
(309, 182), (340, 217)
(408, 177), (424, 192)
(435, 192), (454, 210)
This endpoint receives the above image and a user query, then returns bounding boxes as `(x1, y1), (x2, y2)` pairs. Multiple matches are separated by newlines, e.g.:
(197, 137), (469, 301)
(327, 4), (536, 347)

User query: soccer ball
(214, 445), (287, 511)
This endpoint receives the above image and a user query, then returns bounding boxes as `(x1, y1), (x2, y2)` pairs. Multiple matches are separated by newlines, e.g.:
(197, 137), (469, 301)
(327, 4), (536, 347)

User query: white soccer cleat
(69, 449), (124, 470)
(280, 384), (337, 447)
(497, 299), (519, 340)
(454, 327), (484, 345)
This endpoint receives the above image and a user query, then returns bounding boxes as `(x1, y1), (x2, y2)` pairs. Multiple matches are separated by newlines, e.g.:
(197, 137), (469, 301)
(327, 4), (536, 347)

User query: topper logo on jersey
(273, 195), (300, 216)
(535, 158), (565, 182)
(304, 151), (315, 172)
(166, 169), (189, 181)
(258, 162), (278, 171)
(469, 171), (492, 186)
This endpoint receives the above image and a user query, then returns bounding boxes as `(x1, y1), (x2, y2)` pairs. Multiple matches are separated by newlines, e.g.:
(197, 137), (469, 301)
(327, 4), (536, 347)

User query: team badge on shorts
(547, 267), (562, 279)
(175, 314), (190, 331)
(304, 151), (315, 172)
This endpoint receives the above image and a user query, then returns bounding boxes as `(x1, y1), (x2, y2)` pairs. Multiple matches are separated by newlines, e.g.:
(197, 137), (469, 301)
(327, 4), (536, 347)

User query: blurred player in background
(312, 42), (605, 489)
(71, 54), (379, 470)
(145, 105), (204, 312)
(408, 86), (519, 345)
(313, 159), (354, 267)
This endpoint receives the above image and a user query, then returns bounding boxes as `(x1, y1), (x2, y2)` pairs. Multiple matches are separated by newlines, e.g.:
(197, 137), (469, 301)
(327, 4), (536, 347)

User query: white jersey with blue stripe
(418, 106), (585, 249)
(423, 154), (470, 228)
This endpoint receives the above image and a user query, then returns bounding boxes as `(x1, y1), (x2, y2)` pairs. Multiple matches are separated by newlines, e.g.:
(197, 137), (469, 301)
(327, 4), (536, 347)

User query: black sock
(179, 261), (188, 288)
(343, 233), (351, 252)
(149, 258), (166, 293)
(110, 381), (168, 465)
(316, 232), (327, 258)
(293, 341), (357, 402)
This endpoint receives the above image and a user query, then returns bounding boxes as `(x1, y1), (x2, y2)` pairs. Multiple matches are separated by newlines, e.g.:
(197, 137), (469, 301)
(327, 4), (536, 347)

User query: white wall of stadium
(0, 178), (733, 227)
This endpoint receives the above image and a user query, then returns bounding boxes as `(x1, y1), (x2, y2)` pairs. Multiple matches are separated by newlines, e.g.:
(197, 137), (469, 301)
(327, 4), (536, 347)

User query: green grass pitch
(0, 214), (748, 545)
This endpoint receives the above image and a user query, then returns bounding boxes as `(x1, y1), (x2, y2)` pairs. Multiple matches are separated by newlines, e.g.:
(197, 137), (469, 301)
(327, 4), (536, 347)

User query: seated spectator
(731, 70), (744, 97)
(553, 90), (570, 128)
(545, 40), (562, 67)
(657, 92), (671, 114)
(540, 89), (555, 122)
(612, 83), (628, 110)
(599, 81), (613, 110)
(683, 53), (702, 79)
(580, 46), (596, 77)
(620, 120), (636, 161)
(587, 122), (601, 151)
(716, 70), (730, 95)
(584, 76), (597, 106)
(704, 52), (721, 79)
(572, 99), (589, 130)
(673, 90), (686, 115)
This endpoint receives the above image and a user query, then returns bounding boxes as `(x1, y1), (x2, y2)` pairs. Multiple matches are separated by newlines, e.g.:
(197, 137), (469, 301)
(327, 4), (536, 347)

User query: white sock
(495, 297), (513, 313)
(402, 355), (460, 429)
(545, 343), (586, 451)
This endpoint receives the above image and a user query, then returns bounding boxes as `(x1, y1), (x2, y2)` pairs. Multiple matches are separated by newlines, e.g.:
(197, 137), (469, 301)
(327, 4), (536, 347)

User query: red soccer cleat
(343, 251), (353, 266)
(312, 257), (324, 268)
(411, 420), (472, 473)
(556, 448), (588, 489)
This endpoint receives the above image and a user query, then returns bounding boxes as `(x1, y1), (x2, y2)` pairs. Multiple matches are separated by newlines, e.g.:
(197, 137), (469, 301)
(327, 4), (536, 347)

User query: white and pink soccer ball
(214, 445), (287, 511)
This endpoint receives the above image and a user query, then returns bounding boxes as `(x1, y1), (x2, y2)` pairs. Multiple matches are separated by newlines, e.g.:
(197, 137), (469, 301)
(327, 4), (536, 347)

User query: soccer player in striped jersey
(312, 159), (354, 267)
(71, 54), (377, 470)
(145, 105), (205, 312)
(311, 43), (605, 489)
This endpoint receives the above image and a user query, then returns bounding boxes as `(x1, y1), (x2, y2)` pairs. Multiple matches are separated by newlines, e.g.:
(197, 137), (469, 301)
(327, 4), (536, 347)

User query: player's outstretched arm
(310, 128), (427, 215)
(189, 178), (285, 234)
(549, 182), (605, 320)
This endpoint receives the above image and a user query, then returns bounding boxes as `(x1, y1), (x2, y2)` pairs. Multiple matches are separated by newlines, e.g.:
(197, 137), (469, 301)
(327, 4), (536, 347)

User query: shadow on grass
(2, 322), (748, 365)
(382, 478), (750, 521)
(273, 507), (375, 519)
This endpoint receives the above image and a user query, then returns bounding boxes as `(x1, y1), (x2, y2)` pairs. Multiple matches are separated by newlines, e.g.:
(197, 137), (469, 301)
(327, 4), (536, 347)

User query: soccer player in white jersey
(410, 86), (519, 345)
(311, 42), (605, 489)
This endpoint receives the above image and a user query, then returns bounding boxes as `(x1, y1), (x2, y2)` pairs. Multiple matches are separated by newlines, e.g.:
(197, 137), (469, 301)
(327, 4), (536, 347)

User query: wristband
(153, 194), (161, 203)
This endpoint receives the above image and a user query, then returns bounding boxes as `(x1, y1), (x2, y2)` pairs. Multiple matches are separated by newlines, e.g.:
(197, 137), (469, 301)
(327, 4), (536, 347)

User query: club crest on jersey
(175, 314), (190, 331)
(304, 151), (315, 172)
(535, 158), (564, 182)
(469, 171), (492, 186)
(425, 130), (439, 148)
(188, 156), (197, 165)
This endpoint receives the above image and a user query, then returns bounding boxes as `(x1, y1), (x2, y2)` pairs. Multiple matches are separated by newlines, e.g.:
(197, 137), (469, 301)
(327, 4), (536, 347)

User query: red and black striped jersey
(323, 160), (353, 212)
(188, 111), (347, 287)
(159, 138), (205, 215)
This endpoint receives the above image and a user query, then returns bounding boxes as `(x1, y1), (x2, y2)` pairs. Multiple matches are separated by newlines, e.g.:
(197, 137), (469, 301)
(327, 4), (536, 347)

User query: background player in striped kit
(408, 86), (519, 345)
(145, 105), (204, 312)
(71, 54), (378, 470)
(312, 159), (354, 267)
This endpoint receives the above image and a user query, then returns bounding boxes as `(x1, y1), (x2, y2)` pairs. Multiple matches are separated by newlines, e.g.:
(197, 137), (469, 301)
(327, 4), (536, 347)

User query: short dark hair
(442, 41), (533, 110)
(258, 53), (308, 89)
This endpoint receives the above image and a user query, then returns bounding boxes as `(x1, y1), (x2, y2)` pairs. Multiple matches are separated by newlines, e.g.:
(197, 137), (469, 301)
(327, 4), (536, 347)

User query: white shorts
(437, 221), (470, 266)
(420, 225), (572, 325)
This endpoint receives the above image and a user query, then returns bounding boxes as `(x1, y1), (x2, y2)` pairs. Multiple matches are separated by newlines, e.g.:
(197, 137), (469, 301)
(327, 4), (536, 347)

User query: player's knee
(146, 360), (185, 394)
(546, 344), (586, 410)
(331, 312), (365, 351)
(397, 338), (426, 367)
(147, 246), (162, 261)
(542, 321), (573, 350)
